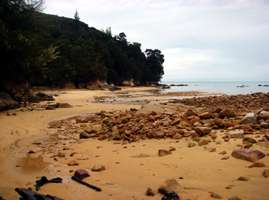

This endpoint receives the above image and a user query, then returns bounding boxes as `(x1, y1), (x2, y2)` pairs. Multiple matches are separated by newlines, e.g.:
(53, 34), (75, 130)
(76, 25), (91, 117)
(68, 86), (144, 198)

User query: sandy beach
(0, 87), (268, 200)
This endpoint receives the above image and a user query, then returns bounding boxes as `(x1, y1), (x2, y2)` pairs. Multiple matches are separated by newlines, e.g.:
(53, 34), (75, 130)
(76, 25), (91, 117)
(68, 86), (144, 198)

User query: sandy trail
(0, 88), (268, 200)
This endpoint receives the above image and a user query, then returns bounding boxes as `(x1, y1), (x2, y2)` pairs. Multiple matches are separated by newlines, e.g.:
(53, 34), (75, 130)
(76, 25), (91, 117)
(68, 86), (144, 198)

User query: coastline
(0, 87), (268, 200)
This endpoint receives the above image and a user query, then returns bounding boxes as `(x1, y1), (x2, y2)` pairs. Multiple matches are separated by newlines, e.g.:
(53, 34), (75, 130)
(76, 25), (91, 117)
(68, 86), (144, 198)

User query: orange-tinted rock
(231, 149), (266, 162)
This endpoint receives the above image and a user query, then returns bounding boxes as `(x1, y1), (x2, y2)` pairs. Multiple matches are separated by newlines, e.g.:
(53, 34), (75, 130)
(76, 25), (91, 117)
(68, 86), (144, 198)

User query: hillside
(0, 1), (164, 95)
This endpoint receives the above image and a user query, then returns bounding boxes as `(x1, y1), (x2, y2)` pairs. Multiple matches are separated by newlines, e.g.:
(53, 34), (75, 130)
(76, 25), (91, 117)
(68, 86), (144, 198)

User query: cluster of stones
(172, 92), (269, 112)
(49, 104), (269, 144)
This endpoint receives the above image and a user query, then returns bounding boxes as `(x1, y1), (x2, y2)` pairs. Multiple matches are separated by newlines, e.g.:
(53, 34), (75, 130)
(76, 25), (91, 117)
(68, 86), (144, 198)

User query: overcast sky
(44, 0), (269, 82)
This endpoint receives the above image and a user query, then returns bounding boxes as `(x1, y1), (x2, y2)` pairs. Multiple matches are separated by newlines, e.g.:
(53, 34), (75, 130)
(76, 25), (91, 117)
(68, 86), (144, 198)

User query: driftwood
(35, 176), (62, 191)
(71, 176), (102, 192)
(15, 188), (63, 200)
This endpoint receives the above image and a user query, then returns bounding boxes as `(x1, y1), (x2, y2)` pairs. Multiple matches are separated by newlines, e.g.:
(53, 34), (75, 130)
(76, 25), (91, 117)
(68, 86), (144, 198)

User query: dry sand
(0, 87), (268, 200)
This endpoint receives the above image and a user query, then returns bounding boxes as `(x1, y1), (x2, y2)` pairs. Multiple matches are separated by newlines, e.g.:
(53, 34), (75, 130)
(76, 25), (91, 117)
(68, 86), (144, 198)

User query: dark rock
(210, 192), (222, 199)
(260, 122), (269, 129)
(231, 149), (266, 162)
(183, 109), (197, 117)
(237, 176), (249, 181)
(262, 169), (269, 178)
(161, 192), (180, 200)
(145, 187), (155, 196)
(74, 169), (90, 180)
(259, 111), (269, 120)
(158, 149), (171, 157)
(57, 103), (72, 108)
(31, 92), (54, 102)
(248, 162), (266, 168)
(67, 160), (79, 166)
(0, 92), (19, 111)
(218, 109), (236, 118)
(194, 127), (212, 137)
(79, 132), (91, 139)
(243, 137), (257, 144)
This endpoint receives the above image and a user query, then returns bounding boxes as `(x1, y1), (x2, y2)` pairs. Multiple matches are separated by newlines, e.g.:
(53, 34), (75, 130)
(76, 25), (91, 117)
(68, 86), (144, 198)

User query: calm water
(162, 81), (269, 95)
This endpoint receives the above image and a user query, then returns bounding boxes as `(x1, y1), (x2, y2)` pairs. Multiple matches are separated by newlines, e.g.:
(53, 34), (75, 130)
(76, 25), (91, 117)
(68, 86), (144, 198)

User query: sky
(44, 0), (269, 82)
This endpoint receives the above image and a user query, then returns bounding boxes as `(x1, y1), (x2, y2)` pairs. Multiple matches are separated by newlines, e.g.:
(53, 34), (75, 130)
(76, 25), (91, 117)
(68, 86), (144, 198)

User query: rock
(259, 111), (269, 120)
(248, 162), (266, 168)
(208, 147), (216, 152)
(237, 176), (249, 181)
(145, 187), (155, 196)
(79, 132), (91, 139)
(260, 122), (269, 129)
(262, 169), (269, 178)
(219, 151), (227, 155)
(158, 149), (171, 157)
(209, 192), (222, 199)
(169, 147), (176, 152)
(153, 131), (165, 139)
(48, 120), (63, 128)
(183, 109), (197, 117)
(228, 196), (242, 200)
(161, 192), (180, 200)
(67, 160), (79, 166)
(56, 103), (72, 108)
(198, 139), (210, 146)
(240, 112), (257, 124)
(228, 130), (244, 139)
(231, 149), (266, 162)
(31, 92), (54, 102)
(194, 127), (212, 137)
(74, 169), (90, 180)
(0, 92), (19, 111)
(158, 179), (181, 194)
(91, 164), (106, 172)
(243, 137), (257, 144)
(188, 142), (196, 148)
(199, 112), (212, 119)
(218, 109), (236, 118)
(221, 156), (230, 160)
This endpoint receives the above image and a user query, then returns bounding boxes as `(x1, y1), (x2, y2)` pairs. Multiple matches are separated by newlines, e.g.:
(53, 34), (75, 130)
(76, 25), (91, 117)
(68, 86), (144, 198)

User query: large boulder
(231, 149), (266, 162)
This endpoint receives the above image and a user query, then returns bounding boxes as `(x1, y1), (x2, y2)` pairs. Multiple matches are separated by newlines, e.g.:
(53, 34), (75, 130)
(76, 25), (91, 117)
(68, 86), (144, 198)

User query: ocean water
(162, 81), (269, 95)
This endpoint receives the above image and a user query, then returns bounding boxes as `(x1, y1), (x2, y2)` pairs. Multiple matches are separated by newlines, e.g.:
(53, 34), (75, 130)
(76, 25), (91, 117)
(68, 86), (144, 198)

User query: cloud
(44, 0), (269, 81)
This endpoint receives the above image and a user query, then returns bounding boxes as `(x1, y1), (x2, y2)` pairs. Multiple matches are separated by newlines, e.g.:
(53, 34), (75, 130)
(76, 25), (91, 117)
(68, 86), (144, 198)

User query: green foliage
(0, 0), (165, 90)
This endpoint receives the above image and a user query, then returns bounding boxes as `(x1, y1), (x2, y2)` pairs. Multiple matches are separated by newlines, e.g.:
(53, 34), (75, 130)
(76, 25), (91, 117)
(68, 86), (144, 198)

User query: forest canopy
(0, 0), (164, 90)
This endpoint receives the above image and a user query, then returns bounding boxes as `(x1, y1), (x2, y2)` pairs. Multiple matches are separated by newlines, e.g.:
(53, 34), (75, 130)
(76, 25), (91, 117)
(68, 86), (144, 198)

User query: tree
(144, 49), (164, 83)
(74, 10), (80, 21)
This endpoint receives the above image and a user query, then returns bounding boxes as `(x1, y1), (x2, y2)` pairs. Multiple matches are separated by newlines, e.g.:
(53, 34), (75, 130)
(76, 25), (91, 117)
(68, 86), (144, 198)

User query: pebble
(158, 149), (171, 157)
(91, 164), (106, 172)
(210, 192), (222, 199)
(237, 176), (249, 181)
(145, 187), (155, 196)
(262, 169), (269, 178)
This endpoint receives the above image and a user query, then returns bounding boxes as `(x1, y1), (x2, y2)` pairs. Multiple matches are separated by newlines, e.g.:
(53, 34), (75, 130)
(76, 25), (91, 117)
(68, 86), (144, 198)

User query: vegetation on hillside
(0, 0), (165, 92)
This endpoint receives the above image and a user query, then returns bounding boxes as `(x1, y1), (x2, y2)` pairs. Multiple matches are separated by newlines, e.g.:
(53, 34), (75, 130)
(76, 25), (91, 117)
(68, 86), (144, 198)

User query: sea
(161, 81), (269, 95)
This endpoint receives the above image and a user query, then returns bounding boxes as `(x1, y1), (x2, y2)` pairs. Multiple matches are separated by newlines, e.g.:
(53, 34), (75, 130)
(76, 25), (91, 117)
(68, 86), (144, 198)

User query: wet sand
(0, 87), (268, 200)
